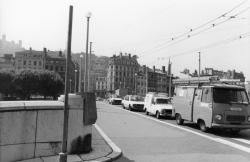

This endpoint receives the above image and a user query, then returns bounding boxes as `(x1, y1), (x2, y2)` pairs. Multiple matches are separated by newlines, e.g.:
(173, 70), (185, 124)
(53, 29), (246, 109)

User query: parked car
(109, 96), (122, 105)
(122, 95), (144, 111)
(144, 92), (174, 119)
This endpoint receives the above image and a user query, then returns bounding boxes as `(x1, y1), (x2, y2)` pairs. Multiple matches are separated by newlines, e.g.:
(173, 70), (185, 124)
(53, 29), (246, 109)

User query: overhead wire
(138, 0), (249, 58)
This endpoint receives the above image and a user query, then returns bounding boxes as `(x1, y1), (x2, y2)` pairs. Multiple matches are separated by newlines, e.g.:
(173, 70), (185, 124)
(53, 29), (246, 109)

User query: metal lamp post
(74, 69), (77, 93)
(79, 54), (83, 92)
(135, 73), (137, 95)
(84, 12), (91, 92)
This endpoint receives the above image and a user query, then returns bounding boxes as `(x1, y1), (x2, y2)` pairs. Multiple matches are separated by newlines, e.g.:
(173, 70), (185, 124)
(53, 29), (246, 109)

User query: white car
(144, 92), (174, 119)
(109, 97), (122, 105)
(122, 95), (144, 111)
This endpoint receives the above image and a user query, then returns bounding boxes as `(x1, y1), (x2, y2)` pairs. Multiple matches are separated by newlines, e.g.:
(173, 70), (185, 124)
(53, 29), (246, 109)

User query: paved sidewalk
(18, 124), (122, 162)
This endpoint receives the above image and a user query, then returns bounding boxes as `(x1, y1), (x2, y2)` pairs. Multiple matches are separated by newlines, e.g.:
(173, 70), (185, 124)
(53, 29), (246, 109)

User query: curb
(93, 124), (123, 162)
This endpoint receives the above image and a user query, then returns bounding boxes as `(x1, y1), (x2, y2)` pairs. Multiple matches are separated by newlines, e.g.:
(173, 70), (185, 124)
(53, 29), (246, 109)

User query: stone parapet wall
(0, 94), (94, 162)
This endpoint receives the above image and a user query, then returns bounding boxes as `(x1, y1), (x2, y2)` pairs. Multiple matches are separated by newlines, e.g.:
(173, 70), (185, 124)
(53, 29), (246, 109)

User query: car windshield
(156, 98), (169, 104)
(131, 95), (144, 101)
(213, 88), (249, 104)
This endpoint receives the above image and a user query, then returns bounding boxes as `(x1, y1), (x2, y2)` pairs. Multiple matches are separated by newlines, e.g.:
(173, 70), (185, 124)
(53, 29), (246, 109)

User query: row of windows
(110, 65), (137, 71)
(45, 65), (64, 71)
(23, 60), (42, 66)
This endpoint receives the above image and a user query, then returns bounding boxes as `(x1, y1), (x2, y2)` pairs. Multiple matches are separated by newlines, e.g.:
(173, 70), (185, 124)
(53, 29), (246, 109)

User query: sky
(1, 0), (250, 80)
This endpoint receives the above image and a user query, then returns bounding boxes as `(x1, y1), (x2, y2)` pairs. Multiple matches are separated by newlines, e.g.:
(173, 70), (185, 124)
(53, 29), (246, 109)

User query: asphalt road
(96, 101), (250, 162)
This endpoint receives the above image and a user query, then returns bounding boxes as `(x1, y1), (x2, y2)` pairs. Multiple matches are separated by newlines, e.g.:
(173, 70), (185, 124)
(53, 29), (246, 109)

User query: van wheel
(198, 120), (208, 132)
(145, 109), (149, 115)
(156, 111), (161, 119)
(176, 114), (184, 125)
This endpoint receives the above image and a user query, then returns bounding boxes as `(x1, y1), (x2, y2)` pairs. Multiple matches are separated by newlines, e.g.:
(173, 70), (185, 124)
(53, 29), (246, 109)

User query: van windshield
(131, 95), (144, 101)
(213, 88), (249, 104)
(156, 98), (169, 104)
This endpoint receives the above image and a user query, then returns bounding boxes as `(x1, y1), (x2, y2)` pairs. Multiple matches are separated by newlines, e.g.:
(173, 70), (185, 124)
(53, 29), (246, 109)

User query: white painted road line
(233, 138), (250, 145)
(118, 106), (250, 153)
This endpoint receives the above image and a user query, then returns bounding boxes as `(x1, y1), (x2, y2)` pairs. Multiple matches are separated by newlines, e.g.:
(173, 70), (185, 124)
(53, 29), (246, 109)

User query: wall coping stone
(0, 100), (64, 112)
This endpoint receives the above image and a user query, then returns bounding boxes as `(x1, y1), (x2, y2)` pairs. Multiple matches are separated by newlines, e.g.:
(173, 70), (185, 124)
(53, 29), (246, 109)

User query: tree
(13, 70), (39, 100)
(37, 70), (64, 99)
(0, 70), (15, 97)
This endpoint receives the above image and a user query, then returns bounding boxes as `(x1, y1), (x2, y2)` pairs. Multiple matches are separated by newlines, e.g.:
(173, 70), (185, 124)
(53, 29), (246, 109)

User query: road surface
(96, 101), (250, 162)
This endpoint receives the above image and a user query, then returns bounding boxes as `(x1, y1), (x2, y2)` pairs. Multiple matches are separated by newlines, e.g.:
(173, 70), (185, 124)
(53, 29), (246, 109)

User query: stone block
(0, 144), (34, 162)
(35, 142), (61, 157)
(36, 110), (63, 142)
(0, 111), (36, 145)
(67, 109), (92, 153)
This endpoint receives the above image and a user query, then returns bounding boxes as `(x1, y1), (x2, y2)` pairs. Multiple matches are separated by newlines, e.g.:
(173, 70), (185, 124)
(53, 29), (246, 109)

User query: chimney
(59, 51), (62, 57)
(143, 65), (146, 73)
(128, 53), (131, 58)
(19, 40), (22, 47)
(162, 66), (165, 73)
(153, 66), (155, 72)
(2, 34), (6, 41)
(43, 48), (47, 54)
(120, 52), (122, 57)
(29, 47), (32, 51)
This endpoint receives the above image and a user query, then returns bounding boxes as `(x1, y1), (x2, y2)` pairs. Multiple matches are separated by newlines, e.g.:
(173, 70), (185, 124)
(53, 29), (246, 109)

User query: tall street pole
(168, 59), (172, 97)
(84, 12), (91, 92)
(198, 52), (201, 83)
(79, 54), (83, 92)
(59, 5), (73, 162)
(88, 42), (92, 92)
(74, 68), (77, 93)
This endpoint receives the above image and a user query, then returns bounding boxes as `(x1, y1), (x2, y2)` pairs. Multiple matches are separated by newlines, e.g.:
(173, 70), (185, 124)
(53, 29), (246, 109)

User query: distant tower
(2, 34), (6, 41)
(18, 40), (22, 47)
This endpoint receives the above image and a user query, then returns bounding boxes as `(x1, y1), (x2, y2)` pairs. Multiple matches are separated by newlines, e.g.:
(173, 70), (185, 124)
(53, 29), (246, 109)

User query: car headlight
(248, 116), (250, 122)
(215, 114), (222, 121)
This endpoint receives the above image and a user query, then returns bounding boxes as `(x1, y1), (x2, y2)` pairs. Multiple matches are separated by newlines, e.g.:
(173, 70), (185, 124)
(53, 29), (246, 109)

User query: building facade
(107, 53), (139, 94)
(135, 65), (173, 96)
(0, 54), (15, 71)
(95, 76), (107, 97)
(14, 48), (45, 72)
(204, 68), (245, 82)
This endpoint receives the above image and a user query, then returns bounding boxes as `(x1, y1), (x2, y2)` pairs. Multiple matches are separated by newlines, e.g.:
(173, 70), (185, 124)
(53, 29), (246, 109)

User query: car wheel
(129, 105), (132, 111)
(176, 114), (184, 125)
(145, 109), (149, 115)
(198, 120), (208, 132)
(156, 111), (161, 119)
(122, 104), (125, 109)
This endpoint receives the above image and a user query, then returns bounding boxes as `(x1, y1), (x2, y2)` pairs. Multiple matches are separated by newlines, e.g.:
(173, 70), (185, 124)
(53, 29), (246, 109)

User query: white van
(144, 92), (174, 119)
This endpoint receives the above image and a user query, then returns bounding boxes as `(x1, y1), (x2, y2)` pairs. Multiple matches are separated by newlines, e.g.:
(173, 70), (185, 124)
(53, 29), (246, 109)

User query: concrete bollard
(59, 92), (97, 154)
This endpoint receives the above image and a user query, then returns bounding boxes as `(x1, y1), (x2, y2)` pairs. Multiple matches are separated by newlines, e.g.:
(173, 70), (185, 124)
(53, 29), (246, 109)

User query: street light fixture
(84, 12), (91, 92)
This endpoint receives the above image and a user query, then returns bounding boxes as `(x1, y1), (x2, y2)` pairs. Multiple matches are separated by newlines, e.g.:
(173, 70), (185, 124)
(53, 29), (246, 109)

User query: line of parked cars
(106, 92), (174, 119)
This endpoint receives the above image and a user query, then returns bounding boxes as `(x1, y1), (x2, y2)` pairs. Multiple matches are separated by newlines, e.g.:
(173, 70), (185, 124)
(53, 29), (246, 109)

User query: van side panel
(173, 87), (194, 121)
(193, 88), (213, 127)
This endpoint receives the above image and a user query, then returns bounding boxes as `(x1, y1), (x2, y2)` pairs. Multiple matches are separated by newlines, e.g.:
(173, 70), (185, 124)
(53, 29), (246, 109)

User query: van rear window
(213, 88), (249, 104)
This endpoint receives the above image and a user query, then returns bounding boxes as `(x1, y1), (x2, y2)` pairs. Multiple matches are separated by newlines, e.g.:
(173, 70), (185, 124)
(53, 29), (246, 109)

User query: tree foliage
(0, 70), (64, 100)
(0, 70), (15, 96)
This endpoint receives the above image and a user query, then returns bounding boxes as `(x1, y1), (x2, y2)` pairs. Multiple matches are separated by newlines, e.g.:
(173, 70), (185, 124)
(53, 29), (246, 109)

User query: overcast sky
(1, 0), (250, 80)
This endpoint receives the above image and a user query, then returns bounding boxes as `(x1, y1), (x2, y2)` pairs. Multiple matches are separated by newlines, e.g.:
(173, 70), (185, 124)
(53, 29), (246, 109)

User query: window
(201, 88), (212, 103)
(213, 88), (249, 104)
(23, 61), (26, 65)
(34, 61), (37, 66)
